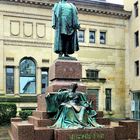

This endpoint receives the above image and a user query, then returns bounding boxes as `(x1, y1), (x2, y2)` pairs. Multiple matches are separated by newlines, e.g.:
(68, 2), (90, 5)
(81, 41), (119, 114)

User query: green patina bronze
(52, 0), (80, 57)
(46, 83), (103, 129)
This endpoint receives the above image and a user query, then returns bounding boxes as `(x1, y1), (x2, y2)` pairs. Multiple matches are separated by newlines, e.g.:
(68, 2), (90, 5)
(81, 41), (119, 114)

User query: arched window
(19, 58), (36, 94)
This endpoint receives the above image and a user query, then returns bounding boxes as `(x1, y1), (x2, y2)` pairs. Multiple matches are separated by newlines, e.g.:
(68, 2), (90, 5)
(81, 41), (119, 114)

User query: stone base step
(9, 120), (138, 140)
(54, 127), (115, 140)
(34, 127), (54, 140)
(32, 111), (48, 119)
(28, 116), (54, 127)
(119, 120), (138, 139)
(96, 111), (104, 118)
(10, 121), (34, 140)
(96, 117), (110, 125)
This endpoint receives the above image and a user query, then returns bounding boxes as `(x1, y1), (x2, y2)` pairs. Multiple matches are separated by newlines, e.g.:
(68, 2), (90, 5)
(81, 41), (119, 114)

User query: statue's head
(71, 83), (78, 92)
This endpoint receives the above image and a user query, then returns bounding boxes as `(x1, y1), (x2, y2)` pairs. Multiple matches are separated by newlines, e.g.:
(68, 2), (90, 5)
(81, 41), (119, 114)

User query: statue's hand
(77, 24), (80, 30)
(73, 24), (80, 30)
(52, 25), (56, 29)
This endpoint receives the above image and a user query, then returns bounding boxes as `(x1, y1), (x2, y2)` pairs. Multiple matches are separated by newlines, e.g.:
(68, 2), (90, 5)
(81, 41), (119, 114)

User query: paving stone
(0, 126), (11, 140)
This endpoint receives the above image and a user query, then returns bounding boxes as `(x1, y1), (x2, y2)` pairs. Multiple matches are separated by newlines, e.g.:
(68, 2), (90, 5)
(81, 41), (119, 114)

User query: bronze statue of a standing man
(52, 0), (80, 57)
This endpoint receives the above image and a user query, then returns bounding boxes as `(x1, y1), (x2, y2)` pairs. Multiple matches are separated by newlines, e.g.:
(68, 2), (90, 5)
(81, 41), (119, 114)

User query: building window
(132, 92), (140, 120)
(135, 60), (139, 76)
(20, 58), (36, 94)
(105, 88), (112, 111)
(135, 31), (139, 47)
(78, 30), (85, 42)
(41, 68), (49, 94)
(100, 32), (106, 44)
(89, 31), (95, 43)
(134, 2), (138, 17)
(6, 67), (14, 94)
(86, 69), (99, 79)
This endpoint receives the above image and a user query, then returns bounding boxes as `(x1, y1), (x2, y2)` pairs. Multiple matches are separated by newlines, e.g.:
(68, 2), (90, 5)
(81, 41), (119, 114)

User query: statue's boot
(59, 52), (63, 57)
(64, 53), (70, 57)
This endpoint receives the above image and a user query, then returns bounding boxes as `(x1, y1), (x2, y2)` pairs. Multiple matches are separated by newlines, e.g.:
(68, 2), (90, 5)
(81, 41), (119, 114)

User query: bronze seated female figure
(46, 83), (103, 129)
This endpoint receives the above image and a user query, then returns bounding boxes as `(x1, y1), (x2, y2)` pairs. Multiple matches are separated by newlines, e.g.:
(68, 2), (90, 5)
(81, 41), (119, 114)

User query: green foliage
(0, 103), (17, 125)
(19, 110), (33, 120)
(0, 96), (37, 103)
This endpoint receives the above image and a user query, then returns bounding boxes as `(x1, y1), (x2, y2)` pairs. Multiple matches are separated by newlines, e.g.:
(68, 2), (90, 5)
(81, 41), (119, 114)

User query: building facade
(0, 0), (131, 118)
(124, 0), (140, 120)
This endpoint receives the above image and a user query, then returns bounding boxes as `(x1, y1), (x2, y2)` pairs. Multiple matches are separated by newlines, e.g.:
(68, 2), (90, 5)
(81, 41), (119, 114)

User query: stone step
(28, 116), (54, 127)
(96, 111), (104, 118)
(119, 120), (138, 139)
(96, 117), (110, 125)
(34, 127), (54, 140)
(113, 125), (127, 140)
(10, 121), (34, 140)
(32, 111), (48, 119)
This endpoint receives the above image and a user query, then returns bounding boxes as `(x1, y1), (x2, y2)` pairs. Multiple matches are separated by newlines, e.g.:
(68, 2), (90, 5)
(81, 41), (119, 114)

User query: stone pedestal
(46, 59), (86, 93)
(9, 93), (139, 140)
(9, 58), (139, 140)
(54, 128), (115, 140)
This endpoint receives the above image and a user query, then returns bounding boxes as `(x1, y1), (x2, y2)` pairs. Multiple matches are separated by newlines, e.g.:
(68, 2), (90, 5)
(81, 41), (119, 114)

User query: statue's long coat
(52, 2), (79, 54)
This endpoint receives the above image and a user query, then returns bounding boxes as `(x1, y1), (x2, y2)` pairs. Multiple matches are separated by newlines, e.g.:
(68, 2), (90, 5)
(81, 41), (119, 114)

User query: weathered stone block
(34, 127), (54, 140)
(119, 120), (138, 139)
(114, 125), (127, 140)
(54, 128), (115, 140)
(16, 122), (34, 140)
(96, 118), (110, 125)
(96, 111), (104, 118)
(49, 59), (82, 81)
(46, 81), (86, 93)
(28, 116), (54, 127)
(33, 110), (48, 119)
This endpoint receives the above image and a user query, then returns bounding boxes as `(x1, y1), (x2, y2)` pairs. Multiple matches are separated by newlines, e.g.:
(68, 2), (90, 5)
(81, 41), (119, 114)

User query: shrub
(0, 103), (17, 125)
(19, 110), (33, 120)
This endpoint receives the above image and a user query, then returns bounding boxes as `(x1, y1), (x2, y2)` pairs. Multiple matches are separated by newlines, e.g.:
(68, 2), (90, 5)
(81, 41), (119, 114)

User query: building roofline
(0, 0), (131, 19)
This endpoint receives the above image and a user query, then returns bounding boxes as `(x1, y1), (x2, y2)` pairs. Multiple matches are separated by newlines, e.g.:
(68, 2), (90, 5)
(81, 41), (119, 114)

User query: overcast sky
(106, 0), (123, 5)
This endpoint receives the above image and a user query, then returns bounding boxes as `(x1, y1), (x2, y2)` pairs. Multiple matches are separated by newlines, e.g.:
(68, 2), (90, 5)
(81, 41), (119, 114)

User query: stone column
(0, 41), (4, 94)
(36, 67), (41, 94)
(0, 13), (4, 94)
(14, 66), (19, 95)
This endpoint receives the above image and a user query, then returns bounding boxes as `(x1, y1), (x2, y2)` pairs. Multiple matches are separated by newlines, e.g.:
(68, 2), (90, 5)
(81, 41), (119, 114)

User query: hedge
(19, 110), (33, 120)
(0, 103), (17, 125)
(0, 96), (37, 103)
